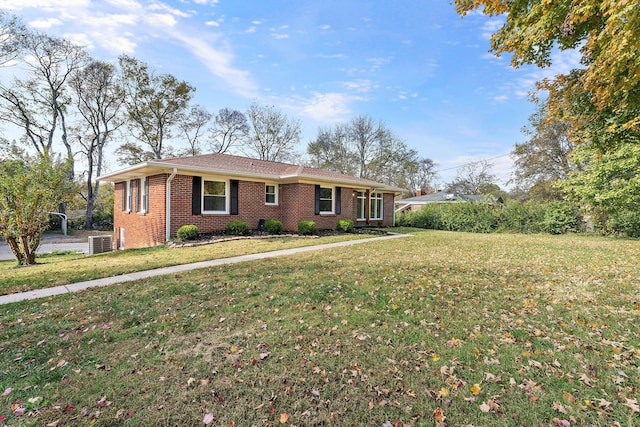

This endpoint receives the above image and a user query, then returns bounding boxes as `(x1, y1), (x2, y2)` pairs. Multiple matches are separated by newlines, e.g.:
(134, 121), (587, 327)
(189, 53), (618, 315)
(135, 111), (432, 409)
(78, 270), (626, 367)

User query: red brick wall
(169, 175), (282, 236)
(113, 173), (396, 248)
(113, 174), (168, 249)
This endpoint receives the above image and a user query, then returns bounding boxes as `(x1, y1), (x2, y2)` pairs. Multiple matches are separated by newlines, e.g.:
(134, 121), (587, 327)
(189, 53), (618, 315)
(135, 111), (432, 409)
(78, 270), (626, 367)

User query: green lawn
(0, 233), (372, 296)
(1, 230), (639, 426)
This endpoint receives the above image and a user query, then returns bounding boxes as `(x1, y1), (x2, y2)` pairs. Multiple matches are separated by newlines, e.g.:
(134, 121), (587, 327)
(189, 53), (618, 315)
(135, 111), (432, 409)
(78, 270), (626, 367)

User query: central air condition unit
(88, 235), (113, 255)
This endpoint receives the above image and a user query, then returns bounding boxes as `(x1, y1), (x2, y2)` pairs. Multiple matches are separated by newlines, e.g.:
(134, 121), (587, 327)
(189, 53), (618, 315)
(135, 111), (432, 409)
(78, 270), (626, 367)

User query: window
(141, 177), (149, 213)
(127, 180), (133, 212)
(319, 187), (333, 213)
(370, 192), (383, 220)
(203, 180), (228, 213)
(265, 184), (277, 205)
(121, 181), (128, 212)
(356, 191), (366, 220)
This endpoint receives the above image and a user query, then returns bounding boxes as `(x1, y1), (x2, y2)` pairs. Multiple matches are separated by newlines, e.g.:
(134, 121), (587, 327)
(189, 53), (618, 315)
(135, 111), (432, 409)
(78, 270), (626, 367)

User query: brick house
(99, 153), (404, 249)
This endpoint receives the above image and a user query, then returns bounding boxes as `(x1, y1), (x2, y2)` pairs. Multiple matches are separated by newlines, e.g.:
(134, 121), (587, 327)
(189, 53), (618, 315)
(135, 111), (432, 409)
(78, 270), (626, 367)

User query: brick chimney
(416, 189), (422, 197)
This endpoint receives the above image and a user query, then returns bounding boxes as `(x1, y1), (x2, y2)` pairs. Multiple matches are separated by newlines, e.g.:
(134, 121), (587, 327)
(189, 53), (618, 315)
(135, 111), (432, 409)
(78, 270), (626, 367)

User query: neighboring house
(395, 191), (505, 213)
(99, 153), (404, 249)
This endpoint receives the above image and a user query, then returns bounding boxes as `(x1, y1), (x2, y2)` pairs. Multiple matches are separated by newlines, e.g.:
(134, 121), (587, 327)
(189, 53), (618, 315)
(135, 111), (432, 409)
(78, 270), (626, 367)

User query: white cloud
(272, 33), (288, 39)
(315, 53), (346, 59)
(481, 19), (503, 40)
(168, 30), (258, 99)
(145, 13), (177, 28)
(342, 79), (373, 93)
(205, 20), (220, 27)
(245, 26), (257, 33)
(493, 95), (508, 103)
(319, 24), (330, 30)
(27, 17), (62, 28)
(300, 92), (358, 122)
(251, 20), (263, 25)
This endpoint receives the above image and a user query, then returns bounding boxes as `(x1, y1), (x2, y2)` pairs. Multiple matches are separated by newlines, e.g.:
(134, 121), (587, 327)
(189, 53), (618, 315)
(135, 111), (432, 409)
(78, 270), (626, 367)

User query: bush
(298, 220), (315, 235)
(265, 219), (283, 234)
(440, 203), (498, 233)
(225, 221), (250, 236)
(177, 224), (199, 241)
(607, 210), (640, 238)
(336, 219), (355, 233)
(541, 201), (581, 234)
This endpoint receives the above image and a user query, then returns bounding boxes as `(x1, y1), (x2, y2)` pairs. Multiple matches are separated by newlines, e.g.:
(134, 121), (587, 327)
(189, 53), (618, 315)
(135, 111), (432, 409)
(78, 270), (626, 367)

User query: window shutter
(230, 180), (239, 215)
(314, 185), (320, 215)
(335, 186), (341, 214)
(192, 176), (202, 215)
(135, 179), (140, 212)
(121, 182), (126, 211)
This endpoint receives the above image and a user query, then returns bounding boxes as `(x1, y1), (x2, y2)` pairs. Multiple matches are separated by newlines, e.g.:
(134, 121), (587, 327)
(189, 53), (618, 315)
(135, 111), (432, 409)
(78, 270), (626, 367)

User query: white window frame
(265, 184), (278, 205)
(319, 186), (334, 214)
(356, 191), (366, 220)
(126, 180), (133, 212)
(370, 192), (383, 220)
(141, 176), (149, 213)
(202, 179), (229, 214)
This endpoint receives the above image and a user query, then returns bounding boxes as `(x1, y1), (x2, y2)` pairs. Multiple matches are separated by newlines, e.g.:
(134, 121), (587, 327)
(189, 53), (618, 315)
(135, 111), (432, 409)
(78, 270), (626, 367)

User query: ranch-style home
(99, 153), (404, 249)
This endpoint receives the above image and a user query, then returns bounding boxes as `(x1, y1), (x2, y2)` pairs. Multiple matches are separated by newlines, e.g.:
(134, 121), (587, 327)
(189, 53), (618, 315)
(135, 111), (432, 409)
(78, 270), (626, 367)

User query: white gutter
(165, 168), (178, 242)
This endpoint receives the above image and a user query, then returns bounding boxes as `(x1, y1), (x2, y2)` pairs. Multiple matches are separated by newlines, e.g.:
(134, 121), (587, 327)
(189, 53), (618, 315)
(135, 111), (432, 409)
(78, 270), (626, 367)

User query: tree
(207, 108), (249, 154)
(454, 0), (640, 141)
(307, 123), (357, 176)
(114, 142), (156, 166)
(177, 104), (211, 156)
(243, 102), (301, 162)
(511, 104), (575, 200)
(0, 12), (27, 67)
(405, 157), (438, 195)
(0, 151), (72, 265)
(0, 31), (87, 180)
(118, 54), (195, 161)
(446, 160), (497, 195)
(307, 115), (433, 189)
(69, 60), (125, 229)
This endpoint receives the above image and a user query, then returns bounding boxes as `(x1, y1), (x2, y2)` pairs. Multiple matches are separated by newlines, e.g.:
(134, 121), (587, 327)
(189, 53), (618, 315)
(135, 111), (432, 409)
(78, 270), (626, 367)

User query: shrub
(265, 219), (283, 234)
(298, 220), (315, 235)
(336, 219), (355, 233)
(541, 201), (581, 234)
(177, 224), (199, 241)
(225, 221), (250, 236)
(607, 210), (640, 238)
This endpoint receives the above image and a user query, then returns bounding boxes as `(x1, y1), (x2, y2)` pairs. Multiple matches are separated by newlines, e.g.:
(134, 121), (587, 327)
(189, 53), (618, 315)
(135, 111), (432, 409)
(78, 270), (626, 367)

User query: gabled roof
(99, 152), (405, 192)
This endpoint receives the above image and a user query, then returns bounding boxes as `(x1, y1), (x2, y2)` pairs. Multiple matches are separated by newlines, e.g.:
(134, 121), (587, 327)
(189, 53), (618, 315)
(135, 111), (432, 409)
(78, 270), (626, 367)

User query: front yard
(1, 230), (639, 426)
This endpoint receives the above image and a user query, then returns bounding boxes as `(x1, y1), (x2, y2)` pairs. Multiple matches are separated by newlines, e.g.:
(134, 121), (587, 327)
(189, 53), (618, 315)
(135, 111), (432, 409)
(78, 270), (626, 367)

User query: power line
(433, 153), (512, 173)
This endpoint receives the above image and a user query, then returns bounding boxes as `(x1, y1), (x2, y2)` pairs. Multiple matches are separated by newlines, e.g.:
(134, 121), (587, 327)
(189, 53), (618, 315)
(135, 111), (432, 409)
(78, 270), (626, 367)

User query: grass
(0, 233), (372, 296)
(1, 230), (639, 426)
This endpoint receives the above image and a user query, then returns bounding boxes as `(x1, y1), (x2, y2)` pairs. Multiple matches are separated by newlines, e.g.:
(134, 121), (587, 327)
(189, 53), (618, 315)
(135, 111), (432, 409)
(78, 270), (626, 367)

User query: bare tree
(243, 102), (301, 162)
(177, 104), (211, 156)
(207, 108), (249, 154)
(69, 60), (125, 228)
(407, 157), (438, 194)
(446, 160), (497, 195)
(307, 123), (357, 176)
(118, 54), (194, 161)
(0, 12), (27, 67)
(0, 31), (87, 180)
(307, 115), (429, 188)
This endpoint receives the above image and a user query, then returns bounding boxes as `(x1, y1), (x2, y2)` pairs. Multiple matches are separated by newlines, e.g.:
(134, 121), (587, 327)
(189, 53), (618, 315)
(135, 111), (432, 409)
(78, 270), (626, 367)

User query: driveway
(0, 234), (90, 261)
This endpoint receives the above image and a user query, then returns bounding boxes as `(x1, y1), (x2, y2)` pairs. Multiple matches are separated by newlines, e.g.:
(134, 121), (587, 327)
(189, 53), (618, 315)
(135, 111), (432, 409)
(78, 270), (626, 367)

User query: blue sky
(1, 0), (580, 187)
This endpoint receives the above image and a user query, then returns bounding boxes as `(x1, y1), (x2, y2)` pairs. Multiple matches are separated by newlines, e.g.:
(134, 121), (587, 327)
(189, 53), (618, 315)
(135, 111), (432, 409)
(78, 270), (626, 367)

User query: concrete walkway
(0, 233), (410, 306)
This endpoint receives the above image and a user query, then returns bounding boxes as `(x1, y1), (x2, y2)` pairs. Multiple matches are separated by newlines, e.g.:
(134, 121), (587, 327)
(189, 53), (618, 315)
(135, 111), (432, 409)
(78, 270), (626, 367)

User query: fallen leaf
(479, 402), (491, 413)
(433, 407), (445, 422)
(470, 384), (481, 395)
(280, 412), (289, 423)
(623, 398), (639, 413)
(2, 388), (11, 396)
(259, 352), (270, 360)
(203, 412), (214, 424)
(46, 420), (60, 427)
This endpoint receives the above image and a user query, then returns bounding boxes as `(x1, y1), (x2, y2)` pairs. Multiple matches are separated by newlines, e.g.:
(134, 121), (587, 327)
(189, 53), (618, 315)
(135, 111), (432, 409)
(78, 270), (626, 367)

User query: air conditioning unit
(88, 235), (113, 255)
